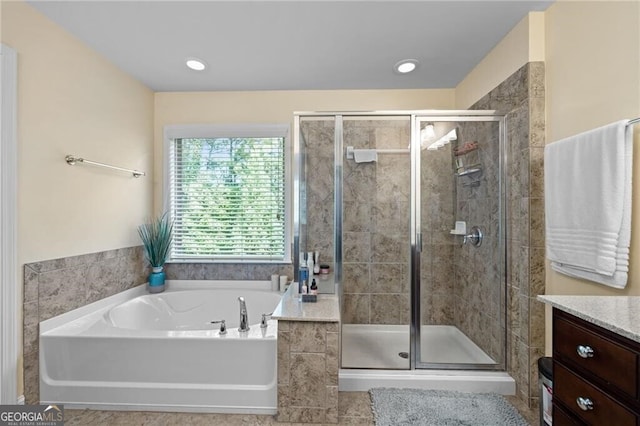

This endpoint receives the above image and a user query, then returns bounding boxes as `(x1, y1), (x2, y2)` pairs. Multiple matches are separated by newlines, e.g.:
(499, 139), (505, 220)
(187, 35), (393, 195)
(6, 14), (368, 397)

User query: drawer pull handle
(576, 397), (594, 411)
(576, 345), (595, 358)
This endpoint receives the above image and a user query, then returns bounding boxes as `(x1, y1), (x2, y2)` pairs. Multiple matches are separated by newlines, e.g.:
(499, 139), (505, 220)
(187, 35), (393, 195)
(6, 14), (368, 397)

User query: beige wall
(154, 89), (454, 211)
(543, 1), (640, 350)
(2, 1), (154, 266)
(2, 1), (154, 396)
(454, 1), (640, 355)
(455, 12), (545, 109)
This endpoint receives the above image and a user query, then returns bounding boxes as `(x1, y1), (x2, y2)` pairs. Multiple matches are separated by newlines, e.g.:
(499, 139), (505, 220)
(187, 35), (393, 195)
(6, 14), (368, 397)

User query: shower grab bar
(373, 149), (410, 154)
(345, 146), (409, 160)
(65, 155), (145, 178)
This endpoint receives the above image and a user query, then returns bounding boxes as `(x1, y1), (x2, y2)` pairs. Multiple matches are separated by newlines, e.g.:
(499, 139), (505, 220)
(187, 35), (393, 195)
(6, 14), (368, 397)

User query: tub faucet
(238, 297), (249, 332)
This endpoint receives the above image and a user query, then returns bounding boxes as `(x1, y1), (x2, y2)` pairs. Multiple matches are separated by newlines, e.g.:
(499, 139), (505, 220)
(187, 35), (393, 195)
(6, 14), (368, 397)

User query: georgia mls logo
(0, 404), (64, 425)
(43, 405), (62, 419)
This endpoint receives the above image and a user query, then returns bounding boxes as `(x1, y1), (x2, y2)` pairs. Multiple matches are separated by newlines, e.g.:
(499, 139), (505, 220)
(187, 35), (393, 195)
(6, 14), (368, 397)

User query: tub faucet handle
(211, 319), (227, 335)
(261, 312), (273, 328)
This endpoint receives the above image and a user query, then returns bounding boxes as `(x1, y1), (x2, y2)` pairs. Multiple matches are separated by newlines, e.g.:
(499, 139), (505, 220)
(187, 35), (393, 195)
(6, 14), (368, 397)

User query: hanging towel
(353, 149), (378, 163)
(544, 119), (632, 289)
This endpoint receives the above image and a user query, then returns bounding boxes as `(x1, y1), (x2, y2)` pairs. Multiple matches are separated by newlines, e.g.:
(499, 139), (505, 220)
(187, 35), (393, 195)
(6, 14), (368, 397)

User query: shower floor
(341, 324), (495, 369)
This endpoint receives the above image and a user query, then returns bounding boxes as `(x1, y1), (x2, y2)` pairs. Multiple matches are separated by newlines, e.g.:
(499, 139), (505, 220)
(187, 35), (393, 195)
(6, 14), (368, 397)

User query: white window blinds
(167, 129), (289, 262)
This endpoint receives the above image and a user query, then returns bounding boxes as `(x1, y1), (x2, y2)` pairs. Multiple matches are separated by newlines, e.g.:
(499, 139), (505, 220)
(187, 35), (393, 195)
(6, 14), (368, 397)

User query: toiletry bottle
(313, 251), (320, 275)
(302, 280), (308, 295)
(307, 251), (314, 278)
(310, 279), (318, 295)
(298, 259), (309, 294)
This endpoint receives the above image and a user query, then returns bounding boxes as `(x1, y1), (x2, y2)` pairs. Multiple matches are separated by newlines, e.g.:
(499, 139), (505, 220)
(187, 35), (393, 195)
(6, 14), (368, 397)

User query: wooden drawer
(555, 362), (636, 426)
(553, 403), (584, 426)
(554, 314), (638, 398)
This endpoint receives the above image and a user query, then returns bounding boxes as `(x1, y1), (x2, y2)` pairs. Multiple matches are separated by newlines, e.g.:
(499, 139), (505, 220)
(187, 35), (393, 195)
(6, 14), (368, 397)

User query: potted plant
(138, 212), (173, 293)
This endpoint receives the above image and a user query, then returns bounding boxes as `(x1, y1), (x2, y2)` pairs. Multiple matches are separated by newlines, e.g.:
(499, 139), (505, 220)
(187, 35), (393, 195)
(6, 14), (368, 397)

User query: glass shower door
(414, 115), (505, 370)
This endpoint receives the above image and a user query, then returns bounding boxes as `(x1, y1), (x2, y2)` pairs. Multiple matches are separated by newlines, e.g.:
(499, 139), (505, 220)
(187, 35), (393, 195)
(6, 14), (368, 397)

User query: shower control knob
(463, 226), (483, 247)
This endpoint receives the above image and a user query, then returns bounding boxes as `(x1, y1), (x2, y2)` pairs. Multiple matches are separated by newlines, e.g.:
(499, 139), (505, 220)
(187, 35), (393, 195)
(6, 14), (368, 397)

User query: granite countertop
(272, 283), (340, 322)
(538, 295), (640, 343)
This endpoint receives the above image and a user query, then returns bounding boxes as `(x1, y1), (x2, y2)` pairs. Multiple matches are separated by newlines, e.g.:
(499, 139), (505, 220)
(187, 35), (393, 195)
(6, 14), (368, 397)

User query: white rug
(370, 388), (529, 426)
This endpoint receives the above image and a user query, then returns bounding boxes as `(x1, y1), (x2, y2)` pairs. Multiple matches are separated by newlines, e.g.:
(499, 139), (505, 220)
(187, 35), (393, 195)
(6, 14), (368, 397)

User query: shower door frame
(411, 113), (507, 371)
(294, 110), (507, 372)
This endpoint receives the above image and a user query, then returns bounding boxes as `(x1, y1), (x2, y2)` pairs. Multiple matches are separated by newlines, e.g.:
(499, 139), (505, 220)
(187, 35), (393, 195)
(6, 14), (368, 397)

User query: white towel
(353, 149), (378, 163)
(544, 120), (632, 289)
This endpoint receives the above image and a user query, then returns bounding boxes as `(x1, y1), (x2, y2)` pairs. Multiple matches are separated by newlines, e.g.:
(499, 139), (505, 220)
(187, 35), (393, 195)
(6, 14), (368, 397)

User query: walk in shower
(294, 111), (514, 392)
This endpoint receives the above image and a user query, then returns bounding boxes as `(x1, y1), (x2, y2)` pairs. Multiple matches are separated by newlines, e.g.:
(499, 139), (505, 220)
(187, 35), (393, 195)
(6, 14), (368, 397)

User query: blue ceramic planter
(148, 267), (165, 293)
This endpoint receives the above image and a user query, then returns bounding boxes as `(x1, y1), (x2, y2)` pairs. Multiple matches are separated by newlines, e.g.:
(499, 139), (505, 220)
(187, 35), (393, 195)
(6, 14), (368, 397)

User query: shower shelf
(457, 164), (483, 188)
(456, 166), (482, 177)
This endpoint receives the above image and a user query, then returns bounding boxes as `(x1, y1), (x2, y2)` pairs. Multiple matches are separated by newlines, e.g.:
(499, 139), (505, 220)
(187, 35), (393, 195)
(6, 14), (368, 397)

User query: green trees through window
(170, 136), (286, 261)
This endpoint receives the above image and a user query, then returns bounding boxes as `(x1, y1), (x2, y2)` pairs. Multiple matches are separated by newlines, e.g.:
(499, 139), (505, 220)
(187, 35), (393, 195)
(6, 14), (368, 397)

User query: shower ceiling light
(426, 128), (458, 151)
(186, 58), (206, 71)
(421, 124), (436, 142)
(394, 59), (419, 74)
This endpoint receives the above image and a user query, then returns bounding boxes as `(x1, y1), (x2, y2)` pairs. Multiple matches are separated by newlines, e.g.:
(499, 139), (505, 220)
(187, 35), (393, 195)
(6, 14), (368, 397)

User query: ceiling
(27, 1), (553, 92)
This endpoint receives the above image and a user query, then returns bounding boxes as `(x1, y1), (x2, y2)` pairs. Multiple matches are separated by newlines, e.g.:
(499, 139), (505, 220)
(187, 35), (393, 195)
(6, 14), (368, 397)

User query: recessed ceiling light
(394, 59), (419, 74)
(186, 58), (206, 71)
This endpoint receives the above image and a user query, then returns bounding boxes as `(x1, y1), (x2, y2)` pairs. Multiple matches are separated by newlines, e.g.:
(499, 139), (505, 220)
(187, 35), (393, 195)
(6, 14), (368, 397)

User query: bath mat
(369, 388), (528, 426)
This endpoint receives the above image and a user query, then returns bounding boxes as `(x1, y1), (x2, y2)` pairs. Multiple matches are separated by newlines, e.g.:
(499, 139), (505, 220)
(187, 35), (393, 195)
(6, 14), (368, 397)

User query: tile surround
(342, 119), (411, 326)
(22, 246), (149, 404)
(277, 320), (340, 424)
(467, 61), (545, 408)
(164, 262), (293, 281)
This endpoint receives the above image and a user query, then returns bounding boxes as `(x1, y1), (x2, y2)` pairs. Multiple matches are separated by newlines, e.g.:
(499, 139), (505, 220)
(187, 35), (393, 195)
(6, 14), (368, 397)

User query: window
(164, 124), (291, 263)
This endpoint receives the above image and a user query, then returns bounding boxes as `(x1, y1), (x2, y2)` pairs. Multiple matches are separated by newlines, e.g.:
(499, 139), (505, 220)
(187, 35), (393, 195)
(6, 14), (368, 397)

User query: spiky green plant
(137, 212), (173, 268)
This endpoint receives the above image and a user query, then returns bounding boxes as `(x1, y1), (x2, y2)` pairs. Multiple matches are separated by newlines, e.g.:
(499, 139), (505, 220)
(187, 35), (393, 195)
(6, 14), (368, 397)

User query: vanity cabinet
(552, 308), (640, 425)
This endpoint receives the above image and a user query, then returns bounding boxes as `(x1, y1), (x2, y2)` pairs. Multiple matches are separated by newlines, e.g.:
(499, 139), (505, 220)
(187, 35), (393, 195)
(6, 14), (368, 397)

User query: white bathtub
(39, 280), (282, 414)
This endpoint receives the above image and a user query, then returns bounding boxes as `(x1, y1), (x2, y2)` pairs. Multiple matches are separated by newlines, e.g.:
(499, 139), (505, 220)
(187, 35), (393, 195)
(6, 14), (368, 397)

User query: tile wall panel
(22, 246), (148, 403)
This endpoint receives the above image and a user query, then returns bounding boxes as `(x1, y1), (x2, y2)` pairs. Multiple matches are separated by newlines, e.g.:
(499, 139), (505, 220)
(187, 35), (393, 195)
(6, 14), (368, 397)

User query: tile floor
(63, 392), (538, 425)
